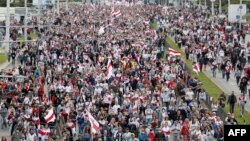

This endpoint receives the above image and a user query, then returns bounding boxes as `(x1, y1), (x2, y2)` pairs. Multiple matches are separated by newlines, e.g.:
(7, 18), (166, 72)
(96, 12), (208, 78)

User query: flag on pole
(106, 59), (113, 79)
(86, 111), (100, 134)
(38, 128), (50, 139)
(111, 10), (121, 17)
(44, 108), (55, 123)
(193, 63), (200, 74)
(168, 48), (182, 56)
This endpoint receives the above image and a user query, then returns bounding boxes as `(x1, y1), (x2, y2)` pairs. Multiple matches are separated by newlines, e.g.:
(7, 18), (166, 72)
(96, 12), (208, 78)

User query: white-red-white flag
(168, 48), (181, 56)
(86, 111), (100, 134)
(193, 63), (200, 74)
(38, 128), (50, 139)
(162, 127), (171, 135)
(106, 59), (113, 79)
(111, 10), (121, 17)
(44, 108), (55, 123)
(131, 44), (142, 48)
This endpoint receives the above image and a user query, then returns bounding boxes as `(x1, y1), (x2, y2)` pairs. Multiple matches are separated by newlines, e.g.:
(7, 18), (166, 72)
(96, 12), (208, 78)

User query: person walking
(247, 81), (250, 99)
(180, 119), (190, 141)
(239, 94), (247, 116)
(228, 91), (237, 113)
(211, 60), (217, 78)
(225, 63), (232, 82)
(235, 70), (242, 85)
(220, 62), (226, 79)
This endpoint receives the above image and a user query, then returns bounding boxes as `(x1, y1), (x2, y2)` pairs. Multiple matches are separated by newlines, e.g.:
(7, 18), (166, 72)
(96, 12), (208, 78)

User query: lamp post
(57, 0), (60, 14)
(24, 0), (28, 47)
(210, 0), (215, 16)
(239, 0), (243, 30)
(219, 0), (222, 14)
(199, 0), (201, 9)
(66, 0), (69, 11)
(6, 0), (10, 51)
(38, 0), (41, 30)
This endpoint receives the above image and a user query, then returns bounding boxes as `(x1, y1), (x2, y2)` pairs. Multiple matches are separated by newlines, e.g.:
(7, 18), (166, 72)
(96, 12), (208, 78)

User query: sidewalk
(0, 128), (11, 141)
(203, 69), (250, 113)
(169, 33), (250, 113)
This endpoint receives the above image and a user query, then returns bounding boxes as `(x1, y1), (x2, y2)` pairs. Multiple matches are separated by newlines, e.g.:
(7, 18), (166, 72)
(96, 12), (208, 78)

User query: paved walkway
(0, 128), (11, 140)
(203, 69), (250, 112)
(168, 34), (250, 113)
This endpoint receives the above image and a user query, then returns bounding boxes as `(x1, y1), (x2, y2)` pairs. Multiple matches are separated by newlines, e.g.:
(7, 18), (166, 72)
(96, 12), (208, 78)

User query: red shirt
(148, 132), (155, 141)
(61, 112), (68, 122)
(32, 108), (40, 115)
(181, 124), (190, 136)
(38, 87), (44, 97)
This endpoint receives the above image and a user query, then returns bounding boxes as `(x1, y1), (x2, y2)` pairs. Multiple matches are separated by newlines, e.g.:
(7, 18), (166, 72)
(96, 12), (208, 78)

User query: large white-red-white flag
(193, 63), (200, 74)
(168, 48), (181, 56)
(106, 59), (113, 79)
(37, 128), (50, 139)
(111, 10), (121, 17)
(44, 108), (55, 123)
(87, 111), (100, 134)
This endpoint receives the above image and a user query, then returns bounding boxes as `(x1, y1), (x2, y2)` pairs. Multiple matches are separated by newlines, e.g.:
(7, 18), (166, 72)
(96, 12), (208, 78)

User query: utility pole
(57, 0), (60, 14)
(211, 0), (215, 16)
(199, 0), (201, 9)
(66, 0), (69, 11)
(38, 0), (41, 31)
(219, 0), (222, 15)
(25, 0), (28, 47)
(6, 0), (10, 52)
(239, 0), (242, 30)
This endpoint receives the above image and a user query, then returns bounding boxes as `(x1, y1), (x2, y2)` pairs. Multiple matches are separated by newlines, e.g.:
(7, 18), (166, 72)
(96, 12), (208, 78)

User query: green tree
(0, 0), (6, 7)
(0, 0), (33, 7)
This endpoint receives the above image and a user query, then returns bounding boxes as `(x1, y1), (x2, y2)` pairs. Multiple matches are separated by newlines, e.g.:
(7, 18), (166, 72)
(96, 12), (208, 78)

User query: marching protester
(3, 1), (249, 141)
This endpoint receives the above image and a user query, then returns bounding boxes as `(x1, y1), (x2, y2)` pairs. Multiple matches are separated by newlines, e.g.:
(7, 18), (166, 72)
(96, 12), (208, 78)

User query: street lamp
(57, 0), (60, 14)
(219, 0), (222, 15)
(199, 0), (201, 9)
(24, 0), (28, 46)
(210, 0), (215, 16)
(66, 0), (68, 11)
(239, 0), (243, 30)
(6, 0), (10, 51)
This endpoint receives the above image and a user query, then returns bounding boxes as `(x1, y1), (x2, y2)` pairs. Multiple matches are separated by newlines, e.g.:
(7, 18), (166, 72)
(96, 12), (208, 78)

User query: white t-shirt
(199, 133), (207, 141)
(112, 104), (121, 114)
(65, 86), (72, 93)
(27, 133), (37, 141)
(186, 91), (194, 100)
(161, 93), (170, 102)
(145, 108), (153, 119)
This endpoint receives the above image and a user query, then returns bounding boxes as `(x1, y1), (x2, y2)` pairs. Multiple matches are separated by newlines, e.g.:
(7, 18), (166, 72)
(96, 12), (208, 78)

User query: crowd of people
(0, 2), (248, 141)
(166, 5), (249, 117)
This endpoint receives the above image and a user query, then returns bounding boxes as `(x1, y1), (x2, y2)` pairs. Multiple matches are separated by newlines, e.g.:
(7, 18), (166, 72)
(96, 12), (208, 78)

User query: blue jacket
(138, 132), (148, 141)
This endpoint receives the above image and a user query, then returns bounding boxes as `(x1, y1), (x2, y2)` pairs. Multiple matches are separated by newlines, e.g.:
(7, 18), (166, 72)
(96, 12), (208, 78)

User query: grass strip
(166, 36), (250, 124)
